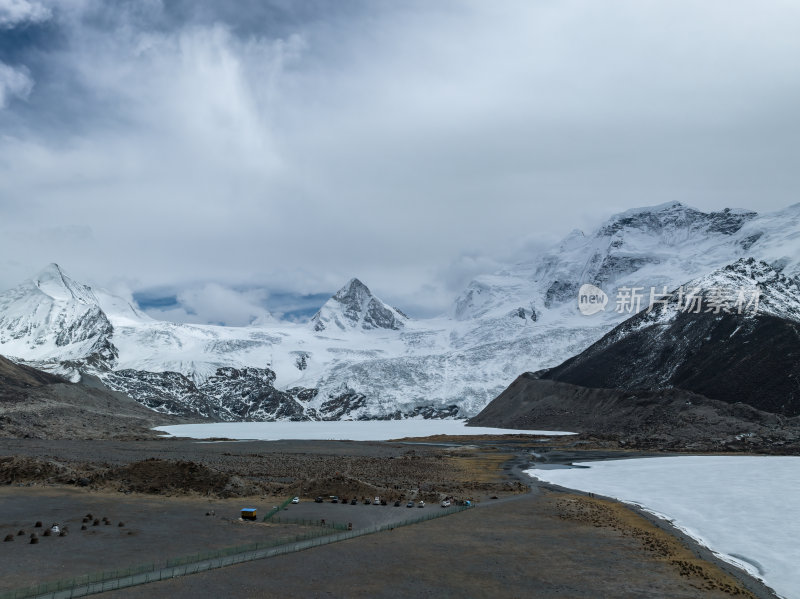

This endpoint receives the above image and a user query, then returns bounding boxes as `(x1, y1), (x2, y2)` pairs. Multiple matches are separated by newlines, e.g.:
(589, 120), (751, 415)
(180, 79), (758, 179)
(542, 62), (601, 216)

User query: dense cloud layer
(1, 0), (799, 323)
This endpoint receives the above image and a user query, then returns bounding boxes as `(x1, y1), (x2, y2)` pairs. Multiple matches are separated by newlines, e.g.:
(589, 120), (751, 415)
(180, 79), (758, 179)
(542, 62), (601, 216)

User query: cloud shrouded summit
(1, 1), (799, 322)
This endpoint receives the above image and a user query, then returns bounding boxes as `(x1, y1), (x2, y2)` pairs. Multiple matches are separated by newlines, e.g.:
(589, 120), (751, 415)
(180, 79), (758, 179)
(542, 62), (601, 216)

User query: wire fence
(1, 505), (471, 599)
(0, 526), (335, 599)
(270, 516), (350, 531)
(261, 496), (295, 522)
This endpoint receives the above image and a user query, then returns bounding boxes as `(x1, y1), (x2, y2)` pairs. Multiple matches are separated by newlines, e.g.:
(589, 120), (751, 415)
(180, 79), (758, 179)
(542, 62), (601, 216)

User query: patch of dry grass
(554, 494), (756, 597)
(444, 449), (510, 484)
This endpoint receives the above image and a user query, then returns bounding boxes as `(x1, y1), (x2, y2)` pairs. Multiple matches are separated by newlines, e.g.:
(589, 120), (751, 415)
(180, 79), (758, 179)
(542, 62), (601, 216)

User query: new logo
(578, 284), (608, 315)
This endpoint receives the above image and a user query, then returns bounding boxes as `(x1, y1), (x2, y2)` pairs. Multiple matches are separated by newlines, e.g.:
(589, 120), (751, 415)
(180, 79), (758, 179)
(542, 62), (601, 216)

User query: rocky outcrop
(102, 366), (316, 421)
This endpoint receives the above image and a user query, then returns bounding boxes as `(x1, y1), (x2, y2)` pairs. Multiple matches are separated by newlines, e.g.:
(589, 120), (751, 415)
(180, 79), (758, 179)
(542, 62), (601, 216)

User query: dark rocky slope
(469, 374), (800, 452)
(544, 259), (800, 417)
(0, 355), (178, 439)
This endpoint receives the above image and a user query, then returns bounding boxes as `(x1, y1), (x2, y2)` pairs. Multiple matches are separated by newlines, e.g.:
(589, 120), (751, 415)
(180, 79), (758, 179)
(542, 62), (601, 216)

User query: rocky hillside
(0, 356), (178, 439)
(541, 259), (800, 416)
(468, 374), (800, 452)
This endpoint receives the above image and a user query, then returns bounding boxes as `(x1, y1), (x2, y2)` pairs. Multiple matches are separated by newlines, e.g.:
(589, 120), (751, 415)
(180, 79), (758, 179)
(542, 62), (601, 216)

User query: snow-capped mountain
(452, 202), (783, 324)
(0, 264), (117, 379)
(2, 202), (800, 421)
(310, 278), (407, 332)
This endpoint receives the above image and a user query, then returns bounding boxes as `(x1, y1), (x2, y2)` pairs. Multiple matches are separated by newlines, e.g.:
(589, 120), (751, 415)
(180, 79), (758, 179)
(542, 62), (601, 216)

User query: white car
(373, 497), (380, 505)
(291, 497), (300, 504)
(418, 501), (425, 508)
(441, 500), (451, 508)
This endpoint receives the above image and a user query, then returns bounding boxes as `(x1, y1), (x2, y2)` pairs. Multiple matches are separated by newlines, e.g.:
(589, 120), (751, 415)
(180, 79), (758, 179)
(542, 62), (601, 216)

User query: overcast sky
(1, 0), (799, 324)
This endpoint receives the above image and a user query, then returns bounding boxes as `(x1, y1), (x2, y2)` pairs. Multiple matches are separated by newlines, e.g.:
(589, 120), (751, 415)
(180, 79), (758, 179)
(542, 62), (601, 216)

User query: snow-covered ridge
(2, 202), (800, 420)
(590, 258), (800, 343)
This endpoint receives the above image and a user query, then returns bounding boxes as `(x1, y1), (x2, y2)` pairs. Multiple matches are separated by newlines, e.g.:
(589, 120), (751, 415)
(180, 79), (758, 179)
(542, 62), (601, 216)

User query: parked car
(314, 496), (323, 503)
(394, 500), (401, 507)
(406, 501), (415, 508)
(351, 498), (357, 505)
(330, 496), (339, 503)
(441, 500), (451, 508)
(373, 497), (380, 505)
(418, 501), (425, 508)
(380, 499), (388, 506)
(291, 497), (300, 504)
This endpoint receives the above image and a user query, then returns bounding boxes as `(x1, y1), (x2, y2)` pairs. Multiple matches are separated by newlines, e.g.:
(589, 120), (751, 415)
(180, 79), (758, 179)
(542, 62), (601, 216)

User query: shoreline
(508, 453), (782, 599)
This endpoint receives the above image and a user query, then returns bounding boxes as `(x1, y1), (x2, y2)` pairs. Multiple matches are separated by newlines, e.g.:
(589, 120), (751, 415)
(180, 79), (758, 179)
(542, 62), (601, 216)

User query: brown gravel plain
(104, 490), (764, 599)
(0, 436), (780, 599)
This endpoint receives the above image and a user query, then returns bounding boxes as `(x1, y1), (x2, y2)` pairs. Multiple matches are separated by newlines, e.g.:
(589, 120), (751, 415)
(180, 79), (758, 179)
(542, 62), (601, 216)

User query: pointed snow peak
(333, 278), (372, 303)
(32, 263), (98, 304)
(34, 263), (68, 290)
(311, 278), (406, 332)
(37, 262), (65, 278)
(0, 264), (117, 370)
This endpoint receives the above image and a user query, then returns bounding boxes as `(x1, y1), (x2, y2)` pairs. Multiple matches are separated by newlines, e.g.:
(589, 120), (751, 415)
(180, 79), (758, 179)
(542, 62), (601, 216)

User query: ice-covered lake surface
(528, 456), (800, 599)
(154, 420), (573, 441)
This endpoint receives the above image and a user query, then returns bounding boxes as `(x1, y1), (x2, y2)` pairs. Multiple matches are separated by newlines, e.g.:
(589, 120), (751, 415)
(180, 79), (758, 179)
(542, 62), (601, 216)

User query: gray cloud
(0, 60), (31, 106)
(1, 0), (799, 321)
(0, 0), (50, 29)
(143, 283), (272, 326)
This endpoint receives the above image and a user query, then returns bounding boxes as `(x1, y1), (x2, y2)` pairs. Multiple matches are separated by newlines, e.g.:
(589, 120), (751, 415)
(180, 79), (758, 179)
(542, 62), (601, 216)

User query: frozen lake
(528, 456), (800, 599)
(154, 420), (573, 441)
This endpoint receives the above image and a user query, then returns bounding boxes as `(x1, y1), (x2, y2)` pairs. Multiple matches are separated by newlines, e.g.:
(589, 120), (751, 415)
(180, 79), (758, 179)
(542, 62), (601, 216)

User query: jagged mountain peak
(333, 278), (371, 302)
(453, 202), (768, 318)
(32, 263), (98, 305)
(0, 264), (117, 375)
(310, 278), (406, 332)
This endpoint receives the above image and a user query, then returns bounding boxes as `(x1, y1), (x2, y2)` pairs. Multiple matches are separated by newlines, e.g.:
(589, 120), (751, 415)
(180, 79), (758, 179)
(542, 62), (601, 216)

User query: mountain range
(1, 201), (799, 421)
